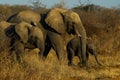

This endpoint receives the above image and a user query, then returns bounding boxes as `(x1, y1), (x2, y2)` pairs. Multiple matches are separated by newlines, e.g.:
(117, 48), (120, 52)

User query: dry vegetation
(0, 5), (120, 80)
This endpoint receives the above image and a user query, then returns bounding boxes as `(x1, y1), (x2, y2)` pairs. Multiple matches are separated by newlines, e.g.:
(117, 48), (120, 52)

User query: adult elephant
(7, 8), (87, 66)
(43, 8), (87, 66)
(0, 21), (45, 64)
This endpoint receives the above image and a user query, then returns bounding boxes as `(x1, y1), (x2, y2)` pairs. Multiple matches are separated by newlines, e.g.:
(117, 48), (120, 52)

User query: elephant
(0, 21), (45, 64)
(43, 8), (87, 66)
(66, 36), (101, 66)
(7, 8), (87, 66)
(7, 10), (41, 26)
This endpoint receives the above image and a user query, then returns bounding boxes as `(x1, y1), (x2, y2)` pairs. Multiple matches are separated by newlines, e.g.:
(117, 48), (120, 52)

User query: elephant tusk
(30, 21), (37, 26)
(77, 34), (82, 37)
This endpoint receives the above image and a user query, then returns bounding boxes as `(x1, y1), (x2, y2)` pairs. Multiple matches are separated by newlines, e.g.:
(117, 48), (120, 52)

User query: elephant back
(68, 36), (81, 48)
(7, 10), (41, 26)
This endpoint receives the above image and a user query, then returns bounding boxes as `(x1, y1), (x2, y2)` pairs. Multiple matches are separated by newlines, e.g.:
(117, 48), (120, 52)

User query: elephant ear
(15, 22), (31, 43)
(63, 10), (82, 24)
(45, 8), (67, 34)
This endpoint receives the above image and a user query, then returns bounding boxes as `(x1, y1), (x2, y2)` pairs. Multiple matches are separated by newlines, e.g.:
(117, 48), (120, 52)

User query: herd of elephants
(0, 8), (101, 68)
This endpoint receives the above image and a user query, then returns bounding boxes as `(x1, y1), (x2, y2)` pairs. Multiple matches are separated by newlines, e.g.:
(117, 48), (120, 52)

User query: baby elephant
(66, 36), (101, 66)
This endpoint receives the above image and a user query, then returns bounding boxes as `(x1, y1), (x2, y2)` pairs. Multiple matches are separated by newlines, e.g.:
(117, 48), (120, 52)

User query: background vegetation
(0, 1), (120, 79)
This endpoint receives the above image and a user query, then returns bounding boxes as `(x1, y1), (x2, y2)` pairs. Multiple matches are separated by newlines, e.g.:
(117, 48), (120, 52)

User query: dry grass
(0, 4), (120, 80)
(0, 48), (120, 80)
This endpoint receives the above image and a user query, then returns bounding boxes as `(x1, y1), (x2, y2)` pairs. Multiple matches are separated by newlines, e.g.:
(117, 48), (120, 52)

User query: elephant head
(45, 8), (85, 35)
(14, 21), (32, 43)
(45, 8), (87, 66)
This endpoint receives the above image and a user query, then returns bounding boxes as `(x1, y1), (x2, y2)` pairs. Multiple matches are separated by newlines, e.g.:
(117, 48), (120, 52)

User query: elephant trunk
(75, 23), (87, 67)
(92, 51), (102, 66)
(87, 44), (102, 66)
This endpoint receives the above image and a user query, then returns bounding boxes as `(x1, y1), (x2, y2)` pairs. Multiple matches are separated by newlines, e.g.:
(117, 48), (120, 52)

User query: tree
(29, 0), (46, 10)
(78, 0), (93, 12)
(52, 0), (66, 8)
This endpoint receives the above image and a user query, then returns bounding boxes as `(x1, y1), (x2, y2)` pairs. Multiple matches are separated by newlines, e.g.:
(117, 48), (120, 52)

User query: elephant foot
(97, 62), (102, 66)
(77, 62), (83, 67)
(78, 62), (89, 69)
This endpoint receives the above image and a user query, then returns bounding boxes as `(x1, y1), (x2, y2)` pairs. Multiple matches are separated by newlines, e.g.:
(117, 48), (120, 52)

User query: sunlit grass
(0, 48), (120, 80)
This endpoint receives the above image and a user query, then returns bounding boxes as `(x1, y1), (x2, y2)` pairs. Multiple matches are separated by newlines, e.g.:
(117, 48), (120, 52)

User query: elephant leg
(86, 52), (89, 61)
(77, 48), (88, 67)
(86, 44), (90, 61)
(53, 39), (65, 64)
(67, 47), (74, 66)
(80, 38), (87, 67)
(47, 31), (65, 64)
(36, 39), (45, 61)
(81, 51), (88, 67)
(9, 37), (17, 55)
(43, 36), (52, 59)
(43, 42), (52, 59)
(14, 41), (24, 64)
(77, 49), (83, 67)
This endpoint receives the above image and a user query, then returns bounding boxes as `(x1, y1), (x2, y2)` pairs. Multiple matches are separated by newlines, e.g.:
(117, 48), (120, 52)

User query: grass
(0, 48), (120, 80)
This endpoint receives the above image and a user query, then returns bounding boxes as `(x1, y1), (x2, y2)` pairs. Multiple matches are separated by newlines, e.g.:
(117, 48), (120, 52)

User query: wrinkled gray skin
(7, 8), (87, 66)
(0, 21), (45, 64)
(67, 36), (101, 66)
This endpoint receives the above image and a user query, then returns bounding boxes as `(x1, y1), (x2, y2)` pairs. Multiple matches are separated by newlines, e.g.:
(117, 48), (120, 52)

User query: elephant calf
(13, 22), (45, 63)
(66, 36), (101, 66)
